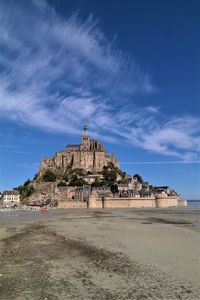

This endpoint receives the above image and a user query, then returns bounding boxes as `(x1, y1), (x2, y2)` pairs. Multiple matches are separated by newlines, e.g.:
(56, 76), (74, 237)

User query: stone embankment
(57, 192), (187, 209)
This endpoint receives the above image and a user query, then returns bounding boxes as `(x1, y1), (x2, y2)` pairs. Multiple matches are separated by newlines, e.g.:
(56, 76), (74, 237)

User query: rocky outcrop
(27, 182), (74, 204)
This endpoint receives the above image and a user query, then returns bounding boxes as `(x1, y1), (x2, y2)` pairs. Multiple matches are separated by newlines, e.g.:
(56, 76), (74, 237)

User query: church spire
(83, 122), (89, 136)
(81, 122), (90, 150)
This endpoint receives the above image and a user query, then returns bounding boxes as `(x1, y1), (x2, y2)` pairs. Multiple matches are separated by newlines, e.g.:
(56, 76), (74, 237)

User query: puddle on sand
(192, 223), (200, 229)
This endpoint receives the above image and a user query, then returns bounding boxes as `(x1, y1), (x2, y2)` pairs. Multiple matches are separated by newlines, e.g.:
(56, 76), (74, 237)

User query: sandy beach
(0, 207), (199, 299)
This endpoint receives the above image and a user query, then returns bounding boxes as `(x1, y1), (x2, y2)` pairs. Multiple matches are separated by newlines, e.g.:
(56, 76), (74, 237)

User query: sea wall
(155, 195), (178, 208)
(178, 200), (187, 207)
(102, 197), (155, 208)
(58, 195), (186, 209)
(57, 197), (156, 209)
(88, 192), (103, 208)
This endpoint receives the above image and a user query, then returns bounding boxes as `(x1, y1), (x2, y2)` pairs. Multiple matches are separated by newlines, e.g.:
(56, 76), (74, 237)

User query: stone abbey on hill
(38, 124), (119, 178)
(10, 124), (187, 209)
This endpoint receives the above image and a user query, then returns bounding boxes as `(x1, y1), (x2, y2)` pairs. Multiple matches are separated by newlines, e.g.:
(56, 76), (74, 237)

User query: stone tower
(80, 123), (90, 150)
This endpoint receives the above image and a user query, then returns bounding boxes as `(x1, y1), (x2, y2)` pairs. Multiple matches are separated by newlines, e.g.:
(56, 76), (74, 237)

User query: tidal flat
(0, 207), (199, 300)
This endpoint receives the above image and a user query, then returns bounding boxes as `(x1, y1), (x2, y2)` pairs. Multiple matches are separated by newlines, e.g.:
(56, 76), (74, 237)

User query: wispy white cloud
(0, 0), (152, 131)
(0, 0), (199, 162)
(107, 113), (200, 161)
(145, 106), (160, 113)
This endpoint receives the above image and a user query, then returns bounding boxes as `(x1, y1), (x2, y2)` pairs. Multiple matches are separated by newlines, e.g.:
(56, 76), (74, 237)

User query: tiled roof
(3, 190), (20, 195)
(67, 144), (80, 147)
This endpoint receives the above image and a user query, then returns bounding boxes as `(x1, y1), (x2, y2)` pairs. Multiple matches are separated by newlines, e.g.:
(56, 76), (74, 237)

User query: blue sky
(0, 0), (199, 199)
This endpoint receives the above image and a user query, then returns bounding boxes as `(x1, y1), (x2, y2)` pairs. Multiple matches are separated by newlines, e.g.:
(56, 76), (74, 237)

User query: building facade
(3, 190), (20, 205)
(38, 124), (119, 177)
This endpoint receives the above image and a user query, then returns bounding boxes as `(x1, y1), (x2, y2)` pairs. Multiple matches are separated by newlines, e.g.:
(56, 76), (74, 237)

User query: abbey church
(38, 124), (119, 177)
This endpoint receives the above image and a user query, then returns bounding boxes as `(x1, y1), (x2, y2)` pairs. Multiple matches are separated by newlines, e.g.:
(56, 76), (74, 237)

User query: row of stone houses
(117, 177), (149, 192)
(74, 185), (112, 201)
(72, 183), (177, 201)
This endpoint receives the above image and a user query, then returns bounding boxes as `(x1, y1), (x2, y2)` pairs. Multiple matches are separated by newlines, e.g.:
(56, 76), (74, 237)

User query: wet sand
(0, 207), (199, 299)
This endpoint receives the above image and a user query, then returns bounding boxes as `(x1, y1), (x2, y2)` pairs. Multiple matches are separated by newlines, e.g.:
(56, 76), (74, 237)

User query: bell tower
(80, 122), (90, 150)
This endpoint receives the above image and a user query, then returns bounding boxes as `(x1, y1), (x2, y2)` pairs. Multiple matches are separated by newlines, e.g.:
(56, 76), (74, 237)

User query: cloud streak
(0, 0), (199, 161)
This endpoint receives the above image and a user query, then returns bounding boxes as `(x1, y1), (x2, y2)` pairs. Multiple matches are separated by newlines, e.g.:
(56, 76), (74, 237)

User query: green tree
(33, 173), (38, 180)
(14, 185), (24, 193)
(14, 183), (35, 201)
(107, 162), (114, 169)
(43, 170), (56, 182)
(101, 164), (121, 194)
(68, 174), (88, 186)
(133, 174), (143, 183)
(24, 179), (31, 186)
(91, 179), (105, 187)
(57, 181), (67, 187)
(102, 165), (117, 183)
(110, 184), (118, 195)
(26, 186), (35, 197)
(118, 170), (126, 178)
(63, 173), (69, 182)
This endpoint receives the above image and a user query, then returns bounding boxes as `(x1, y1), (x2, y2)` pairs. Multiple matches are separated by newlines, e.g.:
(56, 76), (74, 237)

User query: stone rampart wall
(155, 197), (178, 208)
(57, 196), (185, 209)
(102, 197), (155, 208)
(178, 200), (187, 207)
(58, 198), (156, 209)
(88, 192), (102, 208)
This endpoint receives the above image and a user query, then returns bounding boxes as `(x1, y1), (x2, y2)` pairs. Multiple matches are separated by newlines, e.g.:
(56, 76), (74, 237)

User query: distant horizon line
(120, 161), (200, 165)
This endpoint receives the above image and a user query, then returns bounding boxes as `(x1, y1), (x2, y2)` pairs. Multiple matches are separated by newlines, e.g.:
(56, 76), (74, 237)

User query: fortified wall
(57, 191), (187, 209)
